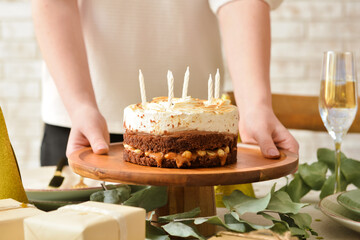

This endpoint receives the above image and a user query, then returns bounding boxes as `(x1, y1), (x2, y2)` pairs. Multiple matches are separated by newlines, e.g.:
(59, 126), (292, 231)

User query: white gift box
(24, 201), (146, 240)
(0, 199), (44, 240)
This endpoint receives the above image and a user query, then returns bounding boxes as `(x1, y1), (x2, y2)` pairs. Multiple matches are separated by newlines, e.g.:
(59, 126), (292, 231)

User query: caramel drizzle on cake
(124, 144), (234, 168)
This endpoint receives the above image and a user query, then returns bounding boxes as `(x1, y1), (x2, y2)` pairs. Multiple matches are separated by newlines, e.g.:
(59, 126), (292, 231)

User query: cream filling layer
(123, 97), (239, 135)
(124, 144), (234, 168)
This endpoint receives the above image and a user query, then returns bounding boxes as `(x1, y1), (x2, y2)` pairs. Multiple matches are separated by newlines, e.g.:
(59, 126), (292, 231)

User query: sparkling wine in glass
(319, 51), (358, 193)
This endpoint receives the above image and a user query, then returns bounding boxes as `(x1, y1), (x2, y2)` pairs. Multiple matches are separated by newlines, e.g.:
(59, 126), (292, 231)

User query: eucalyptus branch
(281, 148), (360, 202)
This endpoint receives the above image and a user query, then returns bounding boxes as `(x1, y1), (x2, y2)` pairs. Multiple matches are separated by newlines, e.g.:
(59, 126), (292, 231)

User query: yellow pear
(0, 107), (28, 203)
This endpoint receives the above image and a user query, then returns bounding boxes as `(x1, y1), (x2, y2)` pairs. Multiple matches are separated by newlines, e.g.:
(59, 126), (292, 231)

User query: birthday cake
(122, 69), (239, 168)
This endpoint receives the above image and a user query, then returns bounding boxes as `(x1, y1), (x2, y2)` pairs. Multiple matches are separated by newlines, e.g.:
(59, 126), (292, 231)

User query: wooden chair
(226, 92), (360, 133)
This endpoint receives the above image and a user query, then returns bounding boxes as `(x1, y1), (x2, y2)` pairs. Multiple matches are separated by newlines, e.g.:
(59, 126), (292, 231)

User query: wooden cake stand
(69, 143), (298, 236)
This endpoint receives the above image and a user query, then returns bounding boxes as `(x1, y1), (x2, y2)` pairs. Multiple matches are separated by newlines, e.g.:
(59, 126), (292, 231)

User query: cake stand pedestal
(69, 143), (298, 237)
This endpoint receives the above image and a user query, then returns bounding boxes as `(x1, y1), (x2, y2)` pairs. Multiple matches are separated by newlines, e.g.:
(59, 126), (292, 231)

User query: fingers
(277, 131), (299, 155)
(254, 133), (280, 159)
(66, 129), (109, 157)
(66, 129), (87, 157)
(286, 136), (299, 155)
(66, 123), (110, 157)
(238, 109), (299, 159)
(88, 131), (109, 154)
(84, 120), (109, 154)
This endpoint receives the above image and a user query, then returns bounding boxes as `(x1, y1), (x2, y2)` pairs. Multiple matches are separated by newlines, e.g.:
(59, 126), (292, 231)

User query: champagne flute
(319, 51), (358, 193)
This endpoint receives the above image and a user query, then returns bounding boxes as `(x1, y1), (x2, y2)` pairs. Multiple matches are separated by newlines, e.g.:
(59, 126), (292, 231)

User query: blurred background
(0, 0), (359, 171)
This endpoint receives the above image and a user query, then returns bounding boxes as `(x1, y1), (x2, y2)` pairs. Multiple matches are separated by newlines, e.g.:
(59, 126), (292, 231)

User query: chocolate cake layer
(124, 131), (237, 153)
(123, 147), (237, 168)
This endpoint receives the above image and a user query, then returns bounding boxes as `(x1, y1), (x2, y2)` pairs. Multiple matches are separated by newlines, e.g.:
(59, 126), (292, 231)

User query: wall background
(0, 0), (359, 171)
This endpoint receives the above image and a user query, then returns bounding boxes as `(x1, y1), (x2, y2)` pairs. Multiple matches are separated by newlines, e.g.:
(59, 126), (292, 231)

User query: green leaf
(341, 158), (360, 184)
(279, 213), (295, 227)
(103, 189), (121, 204)
(270, 222), (289, 234)
(317, 148), (347, 173)
(267, 191), (308, 214)
(194, 216), (222, 225)
(158, 207), (201, 223)
(352, 178), (360, 188)
(198, 213), (270, 232)
(320, 174), (348, 199)
(231, 212), (271, 230)
(320, 175), (335, 199)
(222, 190), (271, 215)
(278, 213), (310, 239)
(258, 212), (279, 222)
(299, 162), (328, 190)
(124, 186), (167, 212)
(223, 213), (272, 233)
(283, 173), (311, 202)
(259, 206), (312, 238)
(223, 213), (246, 232)
(194, 216), (235, 232)
(130, 185), (149, 193)
(162, 222), (205, 240)
(282, 212), (317, 237)
(90, 190), (105, 202)
(289, 213), (312, 230)
(258, 213), (291, 234)
(290, 227), (308, 238)
(114, 185), (131, 202)
(90, 185), (131, 204)
(146, 221), (170, 240)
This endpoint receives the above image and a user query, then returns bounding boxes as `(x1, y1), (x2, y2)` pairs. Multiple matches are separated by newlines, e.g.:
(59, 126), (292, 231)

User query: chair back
(225, 92), (360, 133)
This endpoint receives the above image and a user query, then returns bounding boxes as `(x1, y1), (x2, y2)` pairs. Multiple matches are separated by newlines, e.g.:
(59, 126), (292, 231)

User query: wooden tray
(69, 143), (298, 186)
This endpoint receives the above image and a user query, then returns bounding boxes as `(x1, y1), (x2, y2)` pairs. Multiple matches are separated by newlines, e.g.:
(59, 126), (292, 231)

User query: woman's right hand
(66, 106), (110, 157)
(33, 0), (109, 157)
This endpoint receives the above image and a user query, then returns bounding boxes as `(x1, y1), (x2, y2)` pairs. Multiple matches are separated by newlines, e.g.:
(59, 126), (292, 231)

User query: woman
(32, 0), (298, 166)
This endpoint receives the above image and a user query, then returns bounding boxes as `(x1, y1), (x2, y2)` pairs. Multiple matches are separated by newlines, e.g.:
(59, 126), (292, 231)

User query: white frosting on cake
(123, 96), (239, 135)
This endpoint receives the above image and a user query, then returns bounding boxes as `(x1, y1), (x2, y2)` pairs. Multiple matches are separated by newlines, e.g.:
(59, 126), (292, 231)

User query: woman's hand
(239, 106), (299, 158)
(217, 0), (298, 158)
(66, 106), (110, 157)
(33, 0), (110, 158)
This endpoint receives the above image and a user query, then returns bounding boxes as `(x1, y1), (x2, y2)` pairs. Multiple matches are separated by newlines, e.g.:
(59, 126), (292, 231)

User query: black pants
(40, 124), (123, 166)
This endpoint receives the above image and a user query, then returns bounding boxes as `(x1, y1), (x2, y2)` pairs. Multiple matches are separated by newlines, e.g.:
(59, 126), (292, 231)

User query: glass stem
(334, 141), (342, 193)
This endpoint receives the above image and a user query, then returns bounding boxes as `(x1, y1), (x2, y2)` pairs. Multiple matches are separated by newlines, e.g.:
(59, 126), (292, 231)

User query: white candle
(167, 70), (174, 107)
(138, 69), (146, 104)
(182, 66), (190, 99)
(208, 74), (213, 104)
(215, 68), (220, 99)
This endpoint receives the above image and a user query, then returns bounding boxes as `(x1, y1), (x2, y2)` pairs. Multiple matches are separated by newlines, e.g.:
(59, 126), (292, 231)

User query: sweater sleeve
(209, 0), (283, 14)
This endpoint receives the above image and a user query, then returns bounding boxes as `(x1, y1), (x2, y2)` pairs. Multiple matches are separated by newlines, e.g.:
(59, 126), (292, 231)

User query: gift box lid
(24, 201), (146, 240)
(0, 198), (43, 222)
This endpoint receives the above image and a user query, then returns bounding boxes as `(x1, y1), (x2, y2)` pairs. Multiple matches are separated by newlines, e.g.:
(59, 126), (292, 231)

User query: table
(250, 180), (360, 240)
(69, 143), (297, 236)
(21, 166), (360, 239)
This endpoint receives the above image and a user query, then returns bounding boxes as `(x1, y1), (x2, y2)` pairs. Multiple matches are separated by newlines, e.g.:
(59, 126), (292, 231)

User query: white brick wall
(270, 0), (360, 163)
(0, 0), (41, 170)
(271, 1), (343, 20)
(0, 2), (31, 19)
(0, 0), (359, 171)
(4, 60), (42, 78)
(1, 21), (35, 40)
